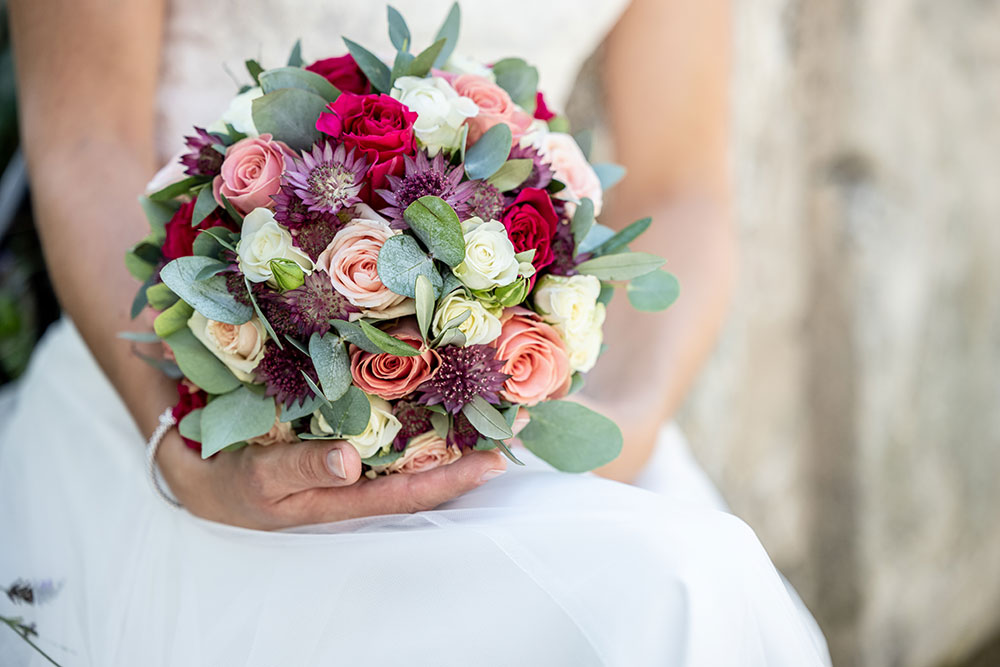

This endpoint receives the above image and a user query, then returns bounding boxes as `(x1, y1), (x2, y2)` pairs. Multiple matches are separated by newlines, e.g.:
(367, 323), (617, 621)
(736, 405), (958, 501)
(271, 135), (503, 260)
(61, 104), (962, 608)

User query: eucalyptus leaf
(287, 39), (304, 67)
(362, 448), (404, 467)
(259, 66), (340, 102)
(486, 159), (533, 192)
(219, 193), (244, 224)
(434, 327), (466, 349)
(387, 6), (411, 52)
(464, 123), (512, 180)
(153, 299), (194, 337)
(430, 411), (450, 439)
(308, 332), (352, 401)
(135, 350), (183, 379)
(591, 217), (652, 256)
(330, 319), (383, 354)
(575, 252), (664, 282)
(117, 330), (162, 343)
(279, 394), (324, 422)
(432, 3), (461, 69)
(570, 197), (595, 250)
(491, 58), (538, 111)
(407, 38), (446, 78)
(283, 334), (308, 355)
(391, 51), (416, 86)
(568, 372), (586, 395)
(301, 371), (332, 408)
(318, 385), (371, 437)
(146, 282), (179, 310)
(439, 271), (463, 297)
(592, 163), (627, 191)
(359, 320), (422, 357)
(195, 227), (237, 253)
(244, 276), (282, 350)
(139, 195), (180, 233)
(461, 396), (513, 440)
(148, 175), (205, 202)
(576, 222), (616, 255)
(415, 274), (435, 341)
(200, 386), (276, 458)
(573, 129), (594, 161)
(193, 262), (229, 282)
(251, 88), (327, 151)
(160, 256), (253, 324)
(597, 282), (615, 307)
(191, 185), (218, 227)
(130, 275), (154, 319)
(377, 234), (442, 298)
(178, 408), (202, 443)
(343, 38), (391, 93)
(520, 400), (623, 472)
(125, 249), (156, 283)
(626, 269), (680, 312)
(403, 195), (465, 267)
(245, 59), (264, 85)
(164, 327), (241, 394)
(493, 438), (525, 466)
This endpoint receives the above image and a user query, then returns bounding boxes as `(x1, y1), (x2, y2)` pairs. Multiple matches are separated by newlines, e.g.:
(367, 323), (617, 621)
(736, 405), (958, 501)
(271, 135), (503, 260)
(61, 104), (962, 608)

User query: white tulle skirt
(0, 320), (829, 666)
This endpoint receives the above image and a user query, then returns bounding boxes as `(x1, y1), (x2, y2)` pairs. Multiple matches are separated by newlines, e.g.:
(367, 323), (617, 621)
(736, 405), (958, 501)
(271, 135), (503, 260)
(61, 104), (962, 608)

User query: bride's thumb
(274, 440), (363, 492)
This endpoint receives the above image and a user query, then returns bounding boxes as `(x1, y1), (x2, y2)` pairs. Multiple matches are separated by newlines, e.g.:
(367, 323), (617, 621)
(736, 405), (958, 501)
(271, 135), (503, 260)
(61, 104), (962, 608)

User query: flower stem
(1, 615), (63, 666)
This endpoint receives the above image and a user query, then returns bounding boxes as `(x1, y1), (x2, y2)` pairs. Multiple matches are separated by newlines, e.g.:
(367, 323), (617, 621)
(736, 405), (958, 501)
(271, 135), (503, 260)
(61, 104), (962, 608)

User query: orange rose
(453, 74), (533, 144)
(493, 308), (572, 406)
(350, 321), (440, 400)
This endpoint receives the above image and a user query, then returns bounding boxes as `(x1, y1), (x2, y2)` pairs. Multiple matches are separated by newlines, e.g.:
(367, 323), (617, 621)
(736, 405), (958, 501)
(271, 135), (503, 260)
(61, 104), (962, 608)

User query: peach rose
(383, 431), (462, 475)
(315, 205), (411, 317)
(248, 415), (299, 447)
(212, 134), (289, 216)
(188, 312), (267, 382)
(453, 74), (533, 144)
(493, 307), (572, 406)
(537, 132), (604, 216)
(350, 321), (440, 400)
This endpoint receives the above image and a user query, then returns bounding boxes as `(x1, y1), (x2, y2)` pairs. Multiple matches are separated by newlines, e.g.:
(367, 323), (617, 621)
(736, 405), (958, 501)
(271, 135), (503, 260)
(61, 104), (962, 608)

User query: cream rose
(187, 312), (267, 382)
(390, 76), (478, 156)
(532, 274), (606, 373)
(207, 86), (263, 136)
(373, 431), (462, 475)
(537, 132), (604, 216)
(442, 54), (496, 82)
(432, 291), (503, 345)
(312, 394), (402, 459)
(453, 217), (522, 291)
(237, 208), (314, 285)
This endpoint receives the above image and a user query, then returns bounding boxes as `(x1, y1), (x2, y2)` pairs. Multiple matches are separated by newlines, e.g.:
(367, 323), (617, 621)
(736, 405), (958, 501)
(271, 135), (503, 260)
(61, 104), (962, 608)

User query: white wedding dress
(0, 1), (830, 665)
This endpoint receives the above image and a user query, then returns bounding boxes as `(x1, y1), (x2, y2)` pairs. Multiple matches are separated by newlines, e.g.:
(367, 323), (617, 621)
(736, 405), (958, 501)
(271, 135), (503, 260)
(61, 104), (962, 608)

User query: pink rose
(385, 431), (462, 474)
(453, 74), (533, 144)
(212, 134), (290, 216)
(493, 308), (572, 406)
(247, 416), (299, 447)
(315, 207), (409, 314)
(350, 321), (440, 400)
(537, 132), (604, 216)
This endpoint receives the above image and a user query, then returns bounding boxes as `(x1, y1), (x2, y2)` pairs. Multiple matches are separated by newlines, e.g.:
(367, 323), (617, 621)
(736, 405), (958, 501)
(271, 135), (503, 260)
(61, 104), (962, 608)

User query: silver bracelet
(146, 408), (183, 508)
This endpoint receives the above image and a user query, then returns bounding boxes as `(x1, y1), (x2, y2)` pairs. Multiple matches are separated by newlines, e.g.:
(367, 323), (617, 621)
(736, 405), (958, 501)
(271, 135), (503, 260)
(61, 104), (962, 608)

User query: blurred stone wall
(571, 1), (1000, 665)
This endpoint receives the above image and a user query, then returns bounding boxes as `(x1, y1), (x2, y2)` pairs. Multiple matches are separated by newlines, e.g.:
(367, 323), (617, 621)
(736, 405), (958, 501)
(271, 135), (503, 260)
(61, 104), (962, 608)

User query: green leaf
(407, 38), (446, 78)
(415, 274), (435, 341)
(153, 299), (194, 337)
(148, 175), (205, 202)
(433, 2), (461, 68)
(403, 195), (465, 267)
(492, 438), (525, 466)
(461, 396), (514, 440)
(139, 195), (180, 234)
(191, 227), (233, 259)
(219, 193), (244, 224)
(439, 271), (463, 297)
(387, 6), (411, 52)
(251, 88), (327, 151)
(377, 234), (443, 298)
(308, 332), (352, 401)
(193, 260), (229, 282)
(130, 275), (154, 318)
(491, 58), (539, 111)
(301, 371), (332, 408)
(568, 372), (586, 395)
(191, 185), (218, 227)
(547, 115), (570, 133)
(279, 394), (324, 422)
(125, 250), (156, 282)
(433, 327), (466, 349)
(160, 256), (253, 324)
(591, 217), (652, 256)
(520, 400), (623, 472)
(359, 320), (422, 357)
(464, 123), (512, 180)
(283, 334), (308, 355)
(486, 159), (533, 192)
(245, 59), (264, 85)
(430, 411), (450, 439)
(362, 448), (404, 467)
(164, 327), (241, 394)
(287, 39), (304, 67)
(200, 386), (276, 458)
(343, 38), (391, 93)
(576, 222), (616, 255)
(259, 66), (340, 102)
(117, 330), (161, 343)
(243, 276), (282, 351)
(592, 163), (626, 191)
(318, 385), (371, 437)
(575, 252), (664, 282)
(597, 281), (615, 307)
(135, 349), (182, 378)
(627, 270), (680, 312)
(570, 197), (595, 250)
(391, 50), (416, 87)
(178, 408), (202, 443)
(146, 281), (179, 310)
(330, 319), (382, 354)
(573, 130), (593, 161)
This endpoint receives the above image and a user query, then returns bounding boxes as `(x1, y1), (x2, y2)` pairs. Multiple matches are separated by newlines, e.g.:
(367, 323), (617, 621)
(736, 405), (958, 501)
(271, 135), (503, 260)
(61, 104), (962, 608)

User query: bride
(1, 0), (830, 664)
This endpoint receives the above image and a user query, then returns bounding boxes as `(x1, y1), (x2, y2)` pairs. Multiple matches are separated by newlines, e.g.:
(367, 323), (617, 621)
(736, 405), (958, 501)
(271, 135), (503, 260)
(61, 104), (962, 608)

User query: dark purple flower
(392, 400), (435, 451)
(180, 127), (225, 177)
(448, 412), (480, 450)
(465, 180), (505, 222)
(377, 151), (479, 228)
(271, 184), (345, 260)
(255, 341), (318, 409)
(278, 270), (358, 338)
(417, 344), (508, 415)
(546, 220), (582, 276)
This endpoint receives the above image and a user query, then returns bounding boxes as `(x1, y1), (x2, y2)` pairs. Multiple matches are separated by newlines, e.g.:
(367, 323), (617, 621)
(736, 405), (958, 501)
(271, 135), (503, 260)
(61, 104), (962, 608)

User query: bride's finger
(254, 439), (363, 496)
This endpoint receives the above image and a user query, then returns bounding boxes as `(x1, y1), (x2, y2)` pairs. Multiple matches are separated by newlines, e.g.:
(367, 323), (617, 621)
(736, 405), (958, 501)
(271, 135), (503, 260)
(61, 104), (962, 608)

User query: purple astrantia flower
(417, 344), (508, 415)
(392, 400), (435, 451)
(283, 141), (367, 215)
(271, 184), (346, 260)
(180, 127), (225, 177)
(224, 270), (253, 307)
(255, 341), (317, 409)
(448, 412), (480, 450)
(508, 144), (553, 191)
(464, 180), (505, 222)
(377, 151), (479, 228)
(546, 220), (582, 276)
(271, 270), (358, 338)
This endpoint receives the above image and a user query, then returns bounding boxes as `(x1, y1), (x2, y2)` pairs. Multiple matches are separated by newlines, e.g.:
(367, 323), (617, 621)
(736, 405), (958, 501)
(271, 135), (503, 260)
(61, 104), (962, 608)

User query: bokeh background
(1, 2), (998, 665)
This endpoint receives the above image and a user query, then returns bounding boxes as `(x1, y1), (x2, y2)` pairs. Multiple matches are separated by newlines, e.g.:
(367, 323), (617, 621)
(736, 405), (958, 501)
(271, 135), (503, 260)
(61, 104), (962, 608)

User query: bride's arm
(8, 0), (506, 529)
(587, 0), (735, 482)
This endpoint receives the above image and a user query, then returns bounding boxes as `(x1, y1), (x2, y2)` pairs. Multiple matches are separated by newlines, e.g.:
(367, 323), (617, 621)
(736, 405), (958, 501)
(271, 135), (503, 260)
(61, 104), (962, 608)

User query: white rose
(432, 291), (503, 345)
(443, 54), (496, 81)
(518, 120), (550, 151)
(207, 86), (263, 136)
(390, 76), (478, 156)
(187, 312), (267, 382)
(453, 217), (521, 291)
(347, 395), (402, 459)
(533, 274), (606, 372)
(237, 208), (314, 285)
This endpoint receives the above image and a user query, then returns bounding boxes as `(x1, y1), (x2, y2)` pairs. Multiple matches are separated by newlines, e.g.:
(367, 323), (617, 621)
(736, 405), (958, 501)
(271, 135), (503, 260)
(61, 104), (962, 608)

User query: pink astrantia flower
(283, 141), (367, 215)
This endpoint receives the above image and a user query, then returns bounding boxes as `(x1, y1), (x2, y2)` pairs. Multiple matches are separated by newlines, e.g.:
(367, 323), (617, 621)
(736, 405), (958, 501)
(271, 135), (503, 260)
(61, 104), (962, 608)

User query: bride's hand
(155, 430), (507, 530)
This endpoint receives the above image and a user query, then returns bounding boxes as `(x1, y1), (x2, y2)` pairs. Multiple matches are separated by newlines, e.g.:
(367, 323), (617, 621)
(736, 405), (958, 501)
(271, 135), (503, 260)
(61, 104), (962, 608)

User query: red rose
(161, 199), (233, 260)
(305, 54), (370, 95)
(501, 187), (559, 284)
(171, 379), (207, 451)
(534, 91), (556, 121)
(315, 93), (418, 199)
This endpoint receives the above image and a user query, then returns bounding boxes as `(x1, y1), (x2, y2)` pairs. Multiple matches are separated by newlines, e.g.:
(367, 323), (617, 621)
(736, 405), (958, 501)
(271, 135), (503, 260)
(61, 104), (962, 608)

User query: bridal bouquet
(124, 4), (678, 475)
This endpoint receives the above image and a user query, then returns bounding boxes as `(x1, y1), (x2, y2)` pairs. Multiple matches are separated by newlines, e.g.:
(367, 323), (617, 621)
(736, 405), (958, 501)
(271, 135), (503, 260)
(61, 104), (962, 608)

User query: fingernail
(479, 469), (506, 484)
(327, 449), (346, 479)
